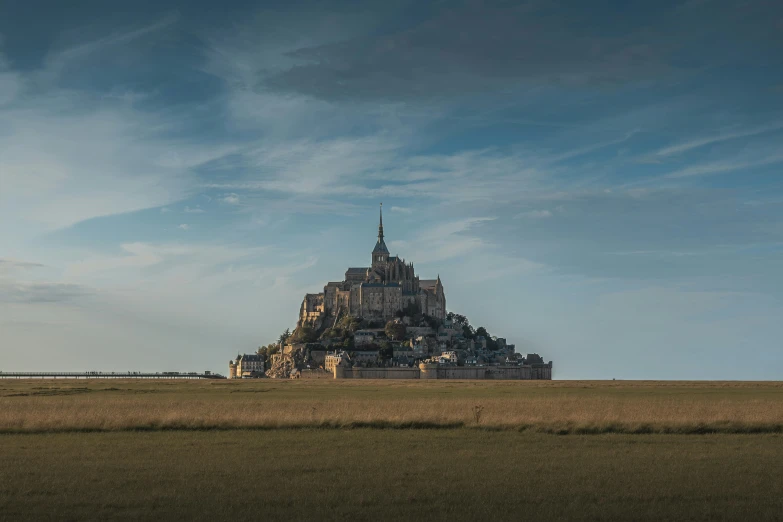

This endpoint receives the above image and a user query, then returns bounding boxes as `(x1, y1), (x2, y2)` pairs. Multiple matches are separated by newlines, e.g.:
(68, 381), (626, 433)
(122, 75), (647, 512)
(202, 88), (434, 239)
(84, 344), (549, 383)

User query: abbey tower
(298, 204), (446, 329)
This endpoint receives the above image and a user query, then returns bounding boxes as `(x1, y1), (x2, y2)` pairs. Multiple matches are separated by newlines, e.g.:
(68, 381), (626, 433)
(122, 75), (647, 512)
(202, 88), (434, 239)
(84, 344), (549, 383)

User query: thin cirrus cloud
(0, 258), (46, 272)
(516, 210), (553, 219)
(655, 122), (783, 157)
(664, 154), (783, 179)
(40, 12), (182, 77)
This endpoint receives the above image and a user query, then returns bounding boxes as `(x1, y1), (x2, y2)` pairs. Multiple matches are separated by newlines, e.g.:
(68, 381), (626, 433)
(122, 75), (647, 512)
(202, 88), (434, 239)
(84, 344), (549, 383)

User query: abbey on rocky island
(298, 204), (446, 329)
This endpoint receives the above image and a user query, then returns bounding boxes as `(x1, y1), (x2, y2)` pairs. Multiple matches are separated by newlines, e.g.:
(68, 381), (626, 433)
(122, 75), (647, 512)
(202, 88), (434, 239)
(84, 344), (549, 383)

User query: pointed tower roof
(373, 203), (389, 255)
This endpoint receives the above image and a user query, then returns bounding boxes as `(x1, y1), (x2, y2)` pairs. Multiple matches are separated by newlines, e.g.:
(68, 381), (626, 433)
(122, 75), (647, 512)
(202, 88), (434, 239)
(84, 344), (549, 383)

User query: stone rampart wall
(531, 366), (552, 380)
(333, 365), (552, 380)
(484, 366), (532, 380)
(334, 367), (421, 379)
(298, 369), (333, 379)
(431, 366), (487, 380)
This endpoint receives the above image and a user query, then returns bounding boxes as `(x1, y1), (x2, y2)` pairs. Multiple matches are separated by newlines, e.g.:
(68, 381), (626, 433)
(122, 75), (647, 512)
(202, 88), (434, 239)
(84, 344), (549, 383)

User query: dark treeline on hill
(446, 313), (501, 351)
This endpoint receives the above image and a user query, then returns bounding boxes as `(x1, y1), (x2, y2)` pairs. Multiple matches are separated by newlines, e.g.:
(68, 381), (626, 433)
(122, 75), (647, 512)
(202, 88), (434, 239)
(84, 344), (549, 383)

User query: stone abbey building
(299, 205), (446, 328)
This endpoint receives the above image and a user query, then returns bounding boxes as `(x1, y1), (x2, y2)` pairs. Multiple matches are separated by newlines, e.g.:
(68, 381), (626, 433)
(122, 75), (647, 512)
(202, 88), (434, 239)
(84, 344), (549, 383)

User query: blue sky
(1, 0), (782, 378)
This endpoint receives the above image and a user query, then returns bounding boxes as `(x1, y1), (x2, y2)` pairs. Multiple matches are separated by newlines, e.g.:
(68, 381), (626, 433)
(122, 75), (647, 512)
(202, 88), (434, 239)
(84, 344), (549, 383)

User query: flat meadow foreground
(1, 380), (782, 521)
(2, 379), (782, 433)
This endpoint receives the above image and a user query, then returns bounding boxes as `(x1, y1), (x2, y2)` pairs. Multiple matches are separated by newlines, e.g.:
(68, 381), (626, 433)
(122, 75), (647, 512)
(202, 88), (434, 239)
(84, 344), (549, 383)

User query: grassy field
(1, 379), (782, 521)
(1, 430), (782, 521)
(1, 379), (782, 433)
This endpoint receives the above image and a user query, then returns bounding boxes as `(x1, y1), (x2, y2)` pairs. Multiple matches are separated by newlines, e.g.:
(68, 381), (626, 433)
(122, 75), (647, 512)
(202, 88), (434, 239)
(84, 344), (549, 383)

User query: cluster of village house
(229, 315), (553, 380)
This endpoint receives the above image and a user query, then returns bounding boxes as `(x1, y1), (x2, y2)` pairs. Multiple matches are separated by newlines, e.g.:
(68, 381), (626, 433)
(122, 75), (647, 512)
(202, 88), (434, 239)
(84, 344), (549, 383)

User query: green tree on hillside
(448, 313), (469, 328)
(337, 315), (362, 333)
(462, 324), (475, 339)
(475, 326), (500, 350)
(320, 328), (341, 340)
(291, 326), (318, 344)
(379, 341), (393, 360)
(385, 321), (407, 341)
(447, 313), (475, 338)
(257, 343), (279, 360)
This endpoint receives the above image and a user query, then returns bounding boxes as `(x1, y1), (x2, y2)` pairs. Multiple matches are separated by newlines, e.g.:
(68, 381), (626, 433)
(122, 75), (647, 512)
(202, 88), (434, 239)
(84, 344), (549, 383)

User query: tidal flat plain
(1, 379), (781, 521)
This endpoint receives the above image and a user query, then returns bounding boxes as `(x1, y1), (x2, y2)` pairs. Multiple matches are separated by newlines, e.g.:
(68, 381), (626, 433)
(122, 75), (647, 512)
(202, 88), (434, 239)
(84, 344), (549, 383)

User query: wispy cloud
(63, 242), (270, 281)
(178, 224), (190, 231)
(516, 210), (553, 219)
(0, 78), (236, 234)
(0, 281), (92, 303)
(664, 154), (783, 179)
(43, 12), (181, 75)
(609, 250), (703, 257)
(545, 130), (639, 164)
(656, 122), (783, 157)
(388, 217), (497, 264)
(184, 206), (205, 214)
(204, 142), (545, 207)
(0, 258), (45, 273)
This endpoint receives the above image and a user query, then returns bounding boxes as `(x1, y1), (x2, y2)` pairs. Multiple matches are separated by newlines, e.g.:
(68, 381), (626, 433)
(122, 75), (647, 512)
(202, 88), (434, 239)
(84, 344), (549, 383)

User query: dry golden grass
(1, 379), (782, 434)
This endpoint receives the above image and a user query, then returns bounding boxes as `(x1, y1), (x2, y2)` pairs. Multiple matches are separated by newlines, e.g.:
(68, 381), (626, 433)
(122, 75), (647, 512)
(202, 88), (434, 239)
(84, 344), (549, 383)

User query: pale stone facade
(229, 353), (265, 379)
(299, 205), (446, 328)
(324, 353), (345, 373)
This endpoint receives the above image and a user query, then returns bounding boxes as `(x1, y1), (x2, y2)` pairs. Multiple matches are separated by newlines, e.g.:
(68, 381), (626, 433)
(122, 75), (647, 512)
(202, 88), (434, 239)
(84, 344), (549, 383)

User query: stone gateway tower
(299, 204), (446, 329)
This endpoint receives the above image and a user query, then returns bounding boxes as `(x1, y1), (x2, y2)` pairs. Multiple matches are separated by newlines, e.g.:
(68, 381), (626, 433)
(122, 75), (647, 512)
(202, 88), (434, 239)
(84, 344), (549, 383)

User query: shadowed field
(1, 430), (781, 521)
(1, 379), (782, 434)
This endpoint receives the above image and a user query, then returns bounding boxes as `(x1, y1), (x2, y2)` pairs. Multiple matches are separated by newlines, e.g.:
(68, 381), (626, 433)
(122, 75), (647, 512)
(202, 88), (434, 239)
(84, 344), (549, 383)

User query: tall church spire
(372, 202), (390, 261)
(378, 202), (384, 242)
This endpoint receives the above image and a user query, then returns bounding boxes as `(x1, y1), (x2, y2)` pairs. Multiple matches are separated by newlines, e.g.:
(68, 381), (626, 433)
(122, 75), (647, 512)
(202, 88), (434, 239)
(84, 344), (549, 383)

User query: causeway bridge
(0, 371), (226, 379)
